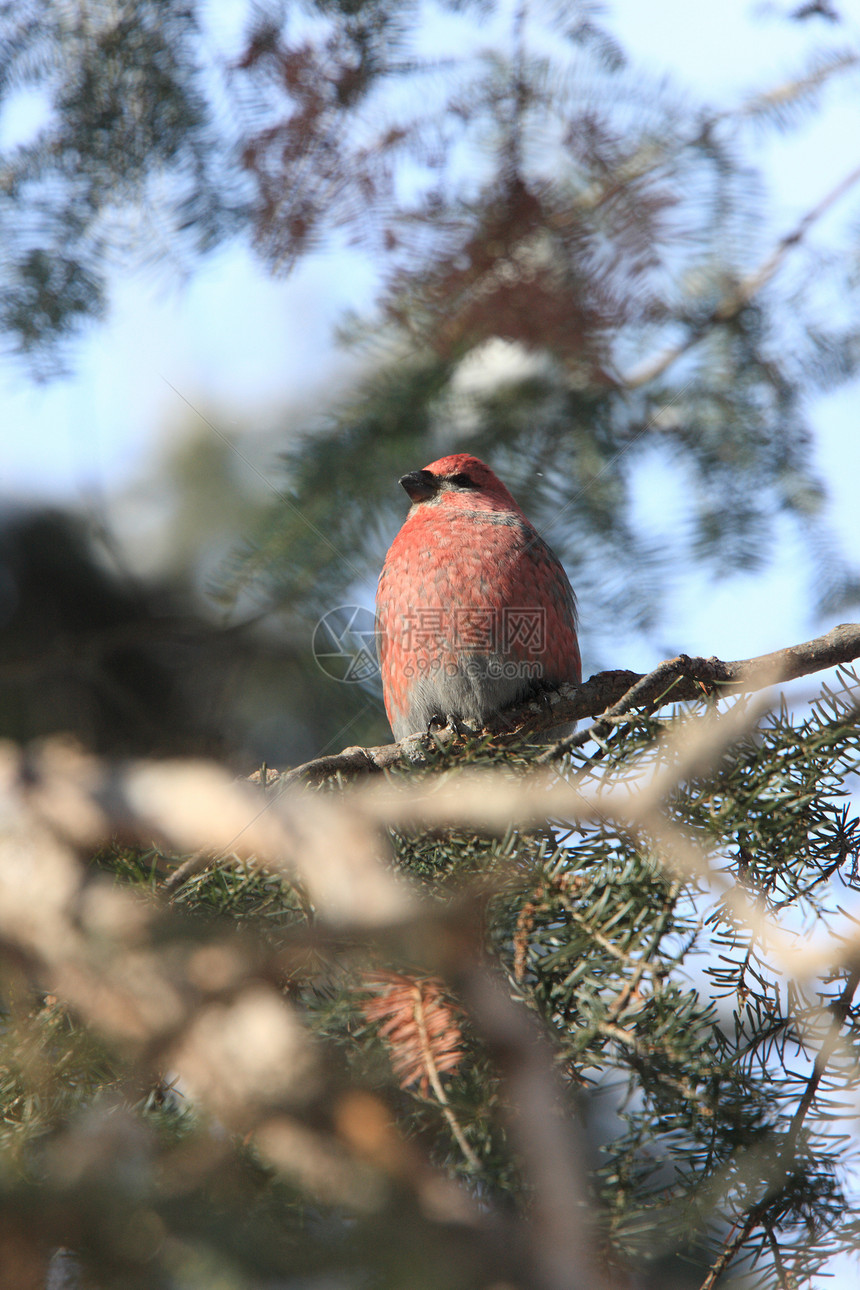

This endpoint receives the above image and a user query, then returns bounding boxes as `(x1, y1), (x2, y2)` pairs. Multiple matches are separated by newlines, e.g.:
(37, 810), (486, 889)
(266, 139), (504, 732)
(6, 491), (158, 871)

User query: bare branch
(281, 622), (860, 785)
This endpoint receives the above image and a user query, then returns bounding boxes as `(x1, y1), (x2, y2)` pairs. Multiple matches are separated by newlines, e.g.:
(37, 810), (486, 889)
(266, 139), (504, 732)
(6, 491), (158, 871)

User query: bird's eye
(449, 473), (478, 489)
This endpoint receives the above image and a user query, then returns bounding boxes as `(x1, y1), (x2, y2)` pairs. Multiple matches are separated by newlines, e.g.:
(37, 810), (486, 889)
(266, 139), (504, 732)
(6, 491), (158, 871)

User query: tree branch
(698, 1210), (760, 1290)
(622, 162), (860, 389)
(410, 984), (481, 1171)
(281, 622), (860, 785)
(456, 963), (604, 1290)
(697, 966), (860, 1290)
(786, 964), (860, 1150)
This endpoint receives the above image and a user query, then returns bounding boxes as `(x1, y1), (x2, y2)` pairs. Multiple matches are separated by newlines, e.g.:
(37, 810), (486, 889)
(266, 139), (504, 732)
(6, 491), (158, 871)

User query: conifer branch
(765, 1225), (793, 1290)
(786, 964), (860, 1150)
(699, 1210), (761, 1290)
(409, 984), (480, 1170)
(622, 163), (860, 389)
(604, 878), (681, 1022)
(4, 662), (860, 1287)
(361, 971), (476, 1169)
(698, 967), (860, 1288)
(537, 621), (860, 761)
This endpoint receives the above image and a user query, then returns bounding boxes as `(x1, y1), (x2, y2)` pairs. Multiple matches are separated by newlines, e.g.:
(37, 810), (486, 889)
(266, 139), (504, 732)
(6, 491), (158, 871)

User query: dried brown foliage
(361, 970), (465, 1095)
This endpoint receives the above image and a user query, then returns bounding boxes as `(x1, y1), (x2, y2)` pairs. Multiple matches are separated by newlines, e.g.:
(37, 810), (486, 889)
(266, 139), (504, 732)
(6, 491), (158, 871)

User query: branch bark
(282, 621), (860, 786)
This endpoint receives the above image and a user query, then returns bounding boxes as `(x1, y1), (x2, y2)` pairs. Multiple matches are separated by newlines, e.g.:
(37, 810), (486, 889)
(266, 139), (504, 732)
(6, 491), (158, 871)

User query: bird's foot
(426, 713), (474, 741)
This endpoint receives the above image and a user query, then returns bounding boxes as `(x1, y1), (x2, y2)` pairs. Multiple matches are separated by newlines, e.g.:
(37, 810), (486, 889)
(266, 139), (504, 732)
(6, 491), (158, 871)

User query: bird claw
(426, 713), (472, 740)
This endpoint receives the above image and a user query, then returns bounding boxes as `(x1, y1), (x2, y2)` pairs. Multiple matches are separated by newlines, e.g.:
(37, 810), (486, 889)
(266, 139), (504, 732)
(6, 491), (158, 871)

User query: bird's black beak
(400, 469), (438, 503)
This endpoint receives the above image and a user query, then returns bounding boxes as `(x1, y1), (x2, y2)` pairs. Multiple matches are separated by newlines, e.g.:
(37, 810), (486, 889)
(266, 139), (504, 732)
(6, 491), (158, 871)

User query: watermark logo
(312, 605), (548, 683)
(312, 606), (379, 683)
(400, 606), (546, 654)
(401, 656), (543, 681)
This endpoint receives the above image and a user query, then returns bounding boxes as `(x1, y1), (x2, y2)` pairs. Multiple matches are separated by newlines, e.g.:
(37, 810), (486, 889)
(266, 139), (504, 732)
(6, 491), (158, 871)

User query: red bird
(376, 453), (581, 740)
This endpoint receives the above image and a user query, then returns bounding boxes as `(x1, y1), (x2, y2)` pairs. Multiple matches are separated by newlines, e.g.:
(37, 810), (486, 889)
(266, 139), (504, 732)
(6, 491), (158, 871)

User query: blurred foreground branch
(622, 162), (860, 388)
(0, 737), (619, 1290)
(1, 654), (859, 1288)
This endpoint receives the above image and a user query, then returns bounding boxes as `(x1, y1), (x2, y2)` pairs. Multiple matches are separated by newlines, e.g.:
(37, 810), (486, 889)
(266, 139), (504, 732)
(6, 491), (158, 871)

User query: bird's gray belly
(391, 652), (572, 741)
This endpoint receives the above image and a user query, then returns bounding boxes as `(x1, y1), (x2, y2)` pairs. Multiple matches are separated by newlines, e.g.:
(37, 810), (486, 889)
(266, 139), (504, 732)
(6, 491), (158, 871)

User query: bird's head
(399, 454), (523, 515)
